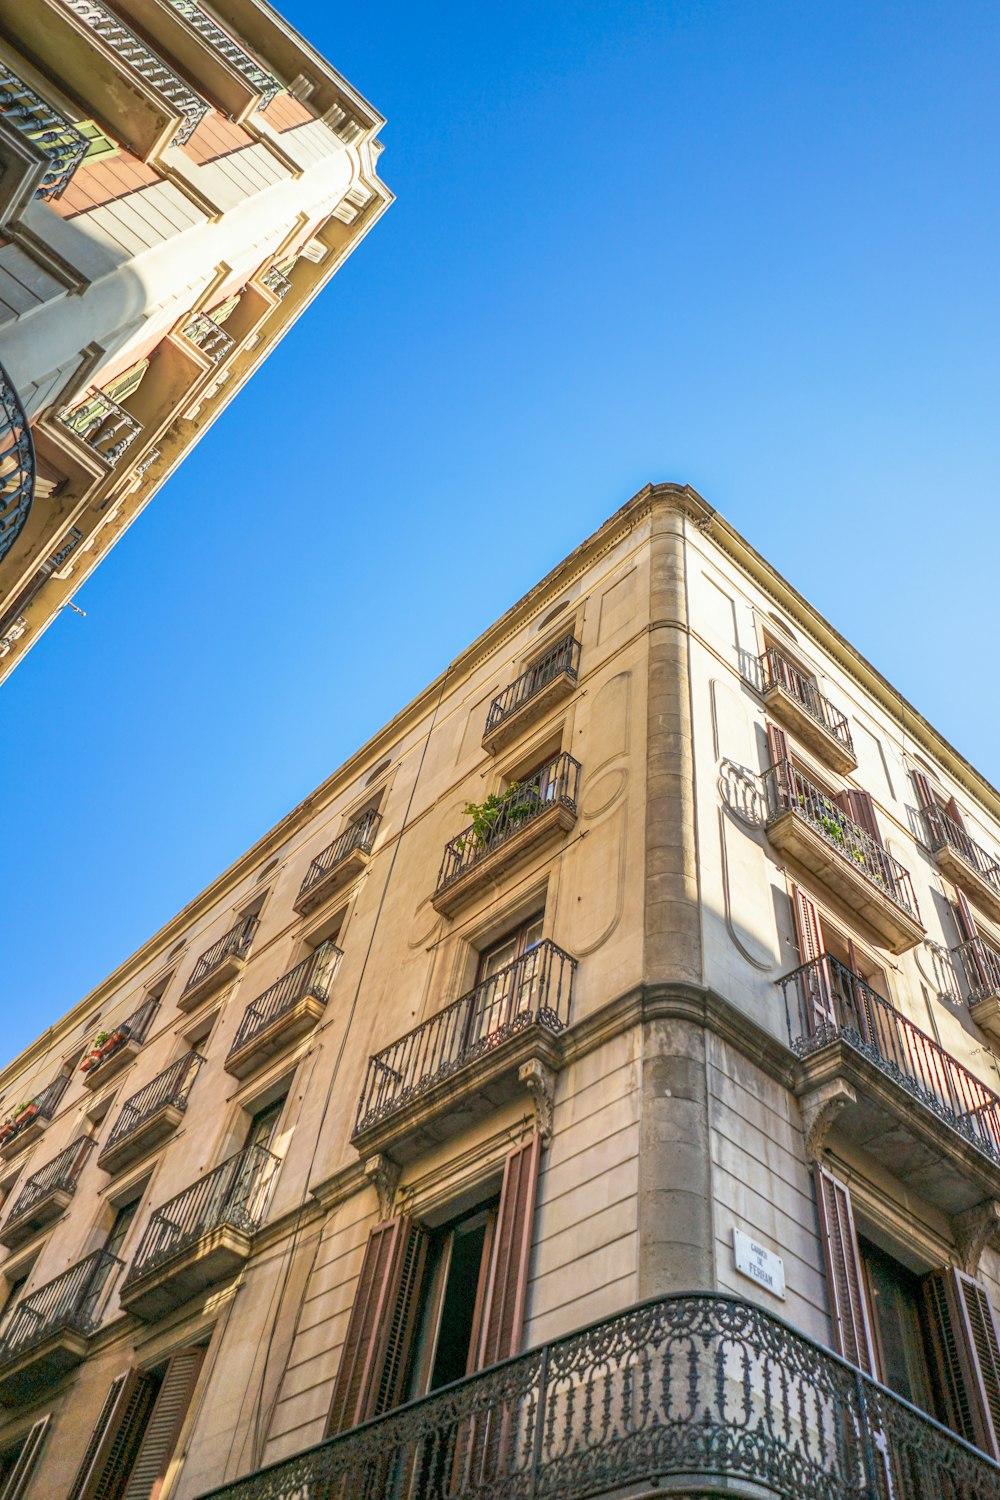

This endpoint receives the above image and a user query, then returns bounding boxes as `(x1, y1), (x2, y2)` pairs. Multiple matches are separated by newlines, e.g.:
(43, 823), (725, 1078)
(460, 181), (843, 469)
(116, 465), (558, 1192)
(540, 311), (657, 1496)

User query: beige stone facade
(2, 484), (1000, 1496)
(0, 0), (390, 679)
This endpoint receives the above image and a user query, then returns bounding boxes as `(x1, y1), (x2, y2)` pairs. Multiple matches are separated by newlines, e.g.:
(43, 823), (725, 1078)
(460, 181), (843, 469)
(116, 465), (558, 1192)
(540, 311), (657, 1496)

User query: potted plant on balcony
(457, 781), (542, 853)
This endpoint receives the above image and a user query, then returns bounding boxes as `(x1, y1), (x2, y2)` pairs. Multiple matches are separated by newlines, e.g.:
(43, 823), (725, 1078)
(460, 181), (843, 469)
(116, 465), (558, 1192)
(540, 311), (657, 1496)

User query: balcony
(120, 1145), (279, 1320)
(353, 941), (575, 1163)
(225, 942), (340, 1079)
(0, 64), (88, 207)
(97, 1052), (203, 1176)
(261, 266), (292, 300)
(179, 914), (259, 1012)
(57, 389), (143, 469)
(763, 761), (923, 953)
(194, 1290), (1000, 1500)
(294, 812), (381, 916)
(0, 1250), (120, 1405)
(181, 313), (236, 366)
(0, 1138), (95, 1251)
(0, 360), (35, 567)
(955, 937), (1000, 1047)
(163, 0), (280, 105)
(922, 807), (1000, 924)
(482, 634), (582, 754)
(432, 754), (581, 918)
(782, 954), (1000, 1217)
(80, 997), (159, 1090)
(0, 1077), (70, 1163)
(759, 647), (856, 773)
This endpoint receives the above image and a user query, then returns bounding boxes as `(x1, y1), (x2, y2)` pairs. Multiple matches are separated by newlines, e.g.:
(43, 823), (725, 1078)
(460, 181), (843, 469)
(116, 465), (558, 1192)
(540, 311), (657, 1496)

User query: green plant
(93, 1030), (111, 1047)
(457, 781), (541, 852)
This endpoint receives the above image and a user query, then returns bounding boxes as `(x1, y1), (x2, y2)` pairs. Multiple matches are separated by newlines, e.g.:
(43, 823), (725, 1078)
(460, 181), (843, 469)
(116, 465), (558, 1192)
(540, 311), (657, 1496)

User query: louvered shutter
(840, 789), (883, 846)
(791, 887), (835, 1028)
(945, 796), (967, 832)
(325, 1216), (429, 1437)
(120, 1346), (205, 1500)
(68, 1370), (159, 1500)
(766, 721), (790, 769)
(912, 770), (943, 847)
(953, 892), (990, 996)
(0, 1415), (49, 1500)
(813, 1165), (875, 1376)
(476, 1134), (541, 1369)
(923, 1268), (1000, 1460)
(765, 722), (792, 810)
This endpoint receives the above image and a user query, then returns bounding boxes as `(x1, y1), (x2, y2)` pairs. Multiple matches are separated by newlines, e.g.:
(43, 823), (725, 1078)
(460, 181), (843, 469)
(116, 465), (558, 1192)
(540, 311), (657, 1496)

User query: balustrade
(0, 65), (88, 199)
(0, 360), (35, 565)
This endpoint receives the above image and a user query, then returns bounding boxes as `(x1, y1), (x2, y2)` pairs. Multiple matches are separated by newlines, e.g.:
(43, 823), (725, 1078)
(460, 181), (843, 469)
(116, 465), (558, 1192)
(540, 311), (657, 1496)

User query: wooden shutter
(766, 721), (790, 769)
(68, 1370), (159, 1500)
(923, 1268), (1000, 1460)
(0, 1416), (49, 1500)
(476, 1134), (541, 1369)
(326, 1216), (429, 1437)
(813, 1165), (875, 1376)
(953, 892), (991, 996)
(121, 1346), (205, 1500)
(912, 770), (936, 810)
(791, 886), (835, 1029)
(945, 796), (966, 832)
(838, 789), (882, 846)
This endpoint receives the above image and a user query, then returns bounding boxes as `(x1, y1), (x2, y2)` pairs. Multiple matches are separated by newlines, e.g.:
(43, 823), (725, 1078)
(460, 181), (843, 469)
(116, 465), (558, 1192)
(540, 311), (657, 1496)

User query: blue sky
(3, 0), (999, 1056)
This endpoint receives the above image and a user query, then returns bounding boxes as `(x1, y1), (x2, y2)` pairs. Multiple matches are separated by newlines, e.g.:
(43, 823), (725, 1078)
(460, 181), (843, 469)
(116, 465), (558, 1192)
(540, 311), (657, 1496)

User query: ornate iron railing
(228, 942), (341, 1058)
(0, 360), (35, 566)
(781, 953), (1000, 1165)
(298, 812), (381, 902)
(356, 941), (575, 1134)
(0, 65), (89, 200)
(103, 1051), (203, 1152)
(762, 760), (919, 919)
(182, 312), (236, 364)
(955, 937), (1000, 1005)
(193, 1290), (1000, 1500)
(485, 634), (582, 737)
(58, 388), (143, 467)
(58, 0), (207, 143)
(0, 1075), (70, 1150)
(0, 1250), (121, 1361)
(759, 646), (854, 752)
(183, 913), (259, 995)
(123, 1144), (279, 1286)
(261, 266), (291, 299)
(436, 753), (581, 894)
(921, 807), (1000, 896)
(81, 995), (159, 1076)
(163, 0), (280, 106)
(4, 1137), (94, 1225)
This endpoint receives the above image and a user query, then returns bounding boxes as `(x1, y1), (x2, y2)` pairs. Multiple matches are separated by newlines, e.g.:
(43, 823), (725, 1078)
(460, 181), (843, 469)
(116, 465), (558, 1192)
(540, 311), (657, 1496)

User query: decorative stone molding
(798, 1078), (858, 1162)
(363, 1153), (400, 1219)
(953, 1200), (1000, 1277)
(519, 1058), (556, 1144)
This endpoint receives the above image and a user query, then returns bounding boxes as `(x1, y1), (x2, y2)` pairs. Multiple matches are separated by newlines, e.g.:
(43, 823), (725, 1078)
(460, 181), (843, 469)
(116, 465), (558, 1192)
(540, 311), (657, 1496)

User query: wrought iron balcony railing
(921, 806), (1000, 897)
(4, 1137), (94, 1228)
(759, 646), (854, 753)
(58, 388), (143, 467)
(484, 633), (582, 738)
(103, 1051), (203, 1153)
(436, 753), (581, 895)
(123, 1144), (279, 1287)
(762, 760), (920, 919)
(193, 1290), (1000, 1500)
(58, 0), (208, 144)
(261, 265), (291, 299)
(298, 812), (381, 904)
(0, 65), (89, 200)
(0, 360), (35, 567)
(0, 1075), (70, 1151)
(782, 953), (1000, 1167)
(80, 996), (159, 1077)
(955, 937), (1000, 1006)
(183, 914), (259, 996)
(182, 313), (236, 364)
(163, 0), (280, 105)
(227, 942), (341, 1060)
(356, 941), (575, 1135)
(0, 1250), (121, 1363)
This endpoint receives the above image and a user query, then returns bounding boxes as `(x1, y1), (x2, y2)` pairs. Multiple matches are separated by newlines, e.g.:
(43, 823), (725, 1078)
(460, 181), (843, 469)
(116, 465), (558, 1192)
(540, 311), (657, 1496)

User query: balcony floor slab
(432, 803), (577, 918)
(762, 682), (857, 773)
(225, 993), (326, 1079)
(97, 1103), (184, 1176)
(0, 1187), (72, 1250)
(293, 849), (371, 916)
(934, 844), (1000, 925)
(178, 954), (246, 1013)
(0, 1327), (88, 1406)
(82, 1038), (142, 1091)
(121, 1225), (252, 1321)
(482, 672), (577, 755)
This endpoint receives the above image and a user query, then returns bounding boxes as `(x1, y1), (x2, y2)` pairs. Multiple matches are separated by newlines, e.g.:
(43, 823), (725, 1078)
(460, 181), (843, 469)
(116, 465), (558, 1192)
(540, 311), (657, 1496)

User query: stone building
(1, 483), (1000, 1497)
(0, 0), (389, 680)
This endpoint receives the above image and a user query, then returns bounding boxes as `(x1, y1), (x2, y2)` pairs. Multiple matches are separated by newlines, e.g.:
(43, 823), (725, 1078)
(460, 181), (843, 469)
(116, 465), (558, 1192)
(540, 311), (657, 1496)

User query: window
(407, 1201), (498, 1400)
(467, 913), (545, 1048)
(244, 1097), (285, 1156)
(859, 1238), (935, 1411)
(0, 1273), (28, 1336)
(0, 1416), (50, 1500)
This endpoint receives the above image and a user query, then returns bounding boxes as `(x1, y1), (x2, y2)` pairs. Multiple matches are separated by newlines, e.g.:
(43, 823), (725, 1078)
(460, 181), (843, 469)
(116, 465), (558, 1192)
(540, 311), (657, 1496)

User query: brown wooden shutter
(945, 796), (966, 832)
(912, 770), (936, 810)
(68, 1370), (159, 1500)
(791, 886), (835, 1029)
(120, 1346), (205, 1500)
(813, 1165), (875, 1376)
(923, 1268), (1000, 1460)
(0, 1416), (49, 1500)
(952, 891), (991, 996)
(326, 1216), (429, 1436)
(476, 1133), (541, 1369)
(839, 789), (882, 846)
(766, 721), (790, 769)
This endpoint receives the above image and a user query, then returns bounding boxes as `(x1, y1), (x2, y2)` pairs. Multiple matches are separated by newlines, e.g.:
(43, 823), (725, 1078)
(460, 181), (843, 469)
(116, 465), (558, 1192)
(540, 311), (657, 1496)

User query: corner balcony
(782, 954), (1000, 1217)
(97, 1052), (203, 1176)
(57, 388), (143, 469)
(194, 1291), (1000, 1500)
(922, 807), (1000, 924)
(353, 941), (575, 1163)
(955, 937), (1000, 1047)
(482, 634), (582, 754)
(0, 1138), (95, 1251)
(294, 812), (381, 916)
(0, 64), (88, 208)
(759, 647), (857, 773)
(80, 997), (159, 1090)
(0, 1250), (120, 1406)
(179, 914), (259, 1012)
(120, 1145), (279, 1321)
(432, 754), (581, 918)
(0, 1077), (70, 1163)
(0, 359), (35, 568)
(763, 761), (923, 953)
(225, 942), (341, 1079)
